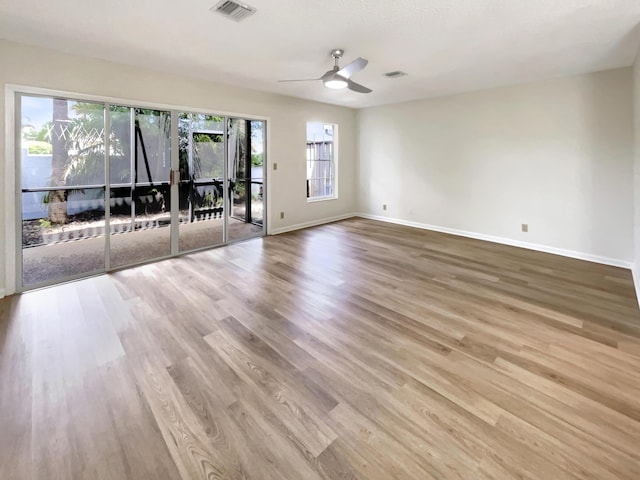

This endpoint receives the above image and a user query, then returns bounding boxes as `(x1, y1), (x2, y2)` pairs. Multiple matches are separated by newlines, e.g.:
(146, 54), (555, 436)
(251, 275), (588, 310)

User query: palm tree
(49, 98), (69, 223)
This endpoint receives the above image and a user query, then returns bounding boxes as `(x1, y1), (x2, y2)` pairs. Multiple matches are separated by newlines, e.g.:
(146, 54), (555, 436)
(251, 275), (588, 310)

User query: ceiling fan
(278, 49), (372, 93)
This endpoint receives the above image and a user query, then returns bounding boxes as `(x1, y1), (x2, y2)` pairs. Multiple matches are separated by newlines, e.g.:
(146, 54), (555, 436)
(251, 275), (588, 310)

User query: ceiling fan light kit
(324, 75), (348, 89)
(278, 48), (372, 93)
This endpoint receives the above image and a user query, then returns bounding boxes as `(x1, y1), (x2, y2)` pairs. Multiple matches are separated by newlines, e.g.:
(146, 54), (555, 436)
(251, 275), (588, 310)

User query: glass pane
(20, 96), (106, 287)
(228, 119), (264, 241)
(178, 113), (225, 252)
(249, 120), (264, 227)
(109, 106), (132, 185)
(109, 106), (171, 268)
(229, 119), (248, 223)
(135, 110), (171, 184)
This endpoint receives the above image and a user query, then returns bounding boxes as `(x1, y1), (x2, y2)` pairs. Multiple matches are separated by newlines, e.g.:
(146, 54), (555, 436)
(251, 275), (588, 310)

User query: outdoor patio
(22, 216), (262, 286)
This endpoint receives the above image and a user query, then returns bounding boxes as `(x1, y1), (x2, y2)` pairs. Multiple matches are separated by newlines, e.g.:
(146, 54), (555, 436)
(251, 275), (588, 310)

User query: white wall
(358, 69), (634, 266)
(0, 40), (357, 296)
(634, 49), (640, 299)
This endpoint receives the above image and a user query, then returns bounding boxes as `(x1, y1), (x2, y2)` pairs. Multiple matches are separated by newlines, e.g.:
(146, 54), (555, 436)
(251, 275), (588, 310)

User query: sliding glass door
(108, 106), (172, 268)
(17, 93), (266, 290)
(20, 97), (106, 287)
(177, 113), (226, 252)
(177, 115), (266, 249)
(228, 118), (265, 242)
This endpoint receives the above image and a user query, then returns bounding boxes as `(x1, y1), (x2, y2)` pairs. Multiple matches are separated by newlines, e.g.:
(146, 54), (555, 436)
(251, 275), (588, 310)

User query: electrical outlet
(280, 211), (284, 219)
(522, 224), (528, 233)
(383, 204), (387, 211)
(273, 162), (278, 170)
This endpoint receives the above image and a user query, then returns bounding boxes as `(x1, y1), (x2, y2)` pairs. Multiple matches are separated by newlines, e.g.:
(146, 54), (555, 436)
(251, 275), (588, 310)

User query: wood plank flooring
(2, 217), (640, 479)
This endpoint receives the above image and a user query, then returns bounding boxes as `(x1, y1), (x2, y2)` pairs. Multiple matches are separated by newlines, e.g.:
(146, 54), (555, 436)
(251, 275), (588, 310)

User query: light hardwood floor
(2, 217), (640, 479)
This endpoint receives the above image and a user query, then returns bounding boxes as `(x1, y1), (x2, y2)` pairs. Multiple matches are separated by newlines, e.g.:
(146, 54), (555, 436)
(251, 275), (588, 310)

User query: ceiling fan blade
(337, 57), (368, 79)
(347, 79), (372, 94)
(277, 78), (321, 82)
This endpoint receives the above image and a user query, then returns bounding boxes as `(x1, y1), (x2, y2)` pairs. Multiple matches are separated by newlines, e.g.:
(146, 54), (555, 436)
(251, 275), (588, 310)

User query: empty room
(2, 0), (640, 479)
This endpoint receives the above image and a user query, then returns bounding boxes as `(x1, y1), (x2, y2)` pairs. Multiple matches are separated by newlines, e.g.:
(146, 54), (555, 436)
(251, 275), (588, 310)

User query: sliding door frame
(5, 84), (270, 295)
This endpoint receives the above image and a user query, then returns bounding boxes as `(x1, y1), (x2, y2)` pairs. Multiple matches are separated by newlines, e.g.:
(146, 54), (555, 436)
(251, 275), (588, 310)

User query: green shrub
(27, 141), (53, 155)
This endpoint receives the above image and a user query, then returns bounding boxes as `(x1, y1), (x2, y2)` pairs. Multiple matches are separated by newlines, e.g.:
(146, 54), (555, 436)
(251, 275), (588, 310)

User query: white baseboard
(356, 213), (633, 269)
(632, 264), (640, 309)
(0, 289), (5, 299)
(269, 213), (356, 236)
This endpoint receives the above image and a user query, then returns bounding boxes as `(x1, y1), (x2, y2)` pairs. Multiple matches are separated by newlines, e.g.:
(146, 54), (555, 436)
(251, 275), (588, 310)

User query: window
(306, 122), (337, 201)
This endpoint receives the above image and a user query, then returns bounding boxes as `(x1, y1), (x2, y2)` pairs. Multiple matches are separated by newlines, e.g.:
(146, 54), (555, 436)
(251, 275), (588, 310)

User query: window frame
(306, 121), (338, 202)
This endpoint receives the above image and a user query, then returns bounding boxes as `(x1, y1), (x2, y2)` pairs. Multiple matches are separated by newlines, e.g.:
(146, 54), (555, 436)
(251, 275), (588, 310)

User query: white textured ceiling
(1, 0), (639, 108)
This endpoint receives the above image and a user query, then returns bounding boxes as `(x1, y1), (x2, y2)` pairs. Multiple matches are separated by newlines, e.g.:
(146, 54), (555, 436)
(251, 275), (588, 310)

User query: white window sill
(307, 195), (338, 203)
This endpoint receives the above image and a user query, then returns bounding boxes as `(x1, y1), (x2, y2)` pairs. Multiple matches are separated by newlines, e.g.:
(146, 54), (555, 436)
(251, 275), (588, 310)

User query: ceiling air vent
(384, 71), (408, 79)
(211, 0), (256, 21)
